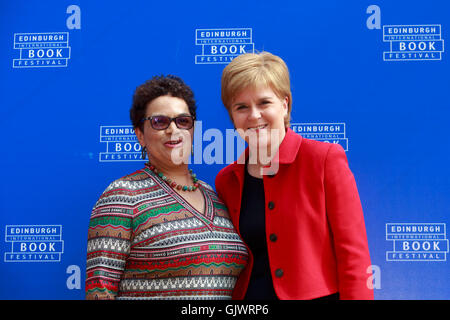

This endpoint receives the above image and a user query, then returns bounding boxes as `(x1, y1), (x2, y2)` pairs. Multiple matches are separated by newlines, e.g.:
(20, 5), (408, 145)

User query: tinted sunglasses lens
(175, 116), (193, 129)
(151, 116), (170, 129)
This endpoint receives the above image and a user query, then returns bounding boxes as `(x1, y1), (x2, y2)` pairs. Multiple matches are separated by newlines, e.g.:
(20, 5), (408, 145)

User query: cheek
(186, 129), (194, 142)
(145, 131), (163, 148)
(230, 113), (245, 129)
(268, 108), (286, 126)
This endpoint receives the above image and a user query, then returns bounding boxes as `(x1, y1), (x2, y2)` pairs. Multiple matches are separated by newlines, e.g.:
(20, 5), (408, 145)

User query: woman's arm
(324, 143), (374, 300)
(85, 181), (133, 300)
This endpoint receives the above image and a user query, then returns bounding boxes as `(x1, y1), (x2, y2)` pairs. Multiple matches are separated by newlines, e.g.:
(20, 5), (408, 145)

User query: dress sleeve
(324, 144), (374, 300)
(85, 180), (133, 300)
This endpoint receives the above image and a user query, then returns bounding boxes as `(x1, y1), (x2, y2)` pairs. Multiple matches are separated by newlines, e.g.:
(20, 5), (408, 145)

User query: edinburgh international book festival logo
(99, 125), (143, 162)
(12, 5), (81, 68)
(4, 225), (64, 262)
(386, 223), (448, 261)
(13, 32), (71, 68)
(366, 5), (444, 61)
(195, 28), (255, 64)
(383, 25), (444, 61)
(290, 122), (348, 151)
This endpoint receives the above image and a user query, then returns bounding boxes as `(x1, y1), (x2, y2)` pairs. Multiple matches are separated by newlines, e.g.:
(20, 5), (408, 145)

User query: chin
(248, 140), (272, 154)
(167, 149), (190, 165)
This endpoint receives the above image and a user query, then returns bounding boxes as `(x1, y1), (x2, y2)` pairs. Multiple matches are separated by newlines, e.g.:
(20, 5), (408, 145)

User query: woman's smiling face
(230, 85), (288, 155)
(136, 95), (193, 166)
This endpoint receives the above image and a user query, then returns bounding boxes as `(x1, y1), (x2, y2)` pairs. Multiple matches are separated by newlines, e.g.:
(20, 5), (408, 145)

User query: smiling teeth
(249, 125), (267, 130)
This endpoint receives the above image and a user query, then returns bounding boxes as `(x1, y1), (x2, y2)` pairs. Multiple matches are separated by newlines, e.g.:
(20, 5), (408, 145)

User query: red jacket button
(275, 269), (284, 278)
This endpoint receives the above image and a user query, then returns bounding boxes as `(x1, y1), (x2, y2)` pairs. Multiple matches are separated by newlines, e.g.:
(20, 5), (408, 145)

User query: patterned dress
(86, 165), (248, 300)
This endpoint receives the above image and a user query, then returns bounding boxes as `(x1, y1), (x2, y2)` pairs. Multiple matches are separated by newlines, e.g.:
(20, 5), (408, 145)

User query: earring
(191, 144), (194, 156)
(141, 146), (147, 160)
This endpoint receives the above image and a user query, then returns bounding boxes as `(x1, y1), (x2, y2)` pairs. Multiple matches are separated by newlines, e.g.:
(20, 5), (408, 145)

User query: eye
(151, 116), (170, 129)
(177, 117), (191, 126)
(235, 104), (248, 111)
(153, 117), (166, 124)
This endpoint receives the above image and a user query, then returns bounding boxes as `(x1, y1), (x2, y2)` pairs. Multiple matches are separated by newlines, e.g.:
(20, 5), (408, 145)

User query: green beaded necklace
(146, 162), (199, 192)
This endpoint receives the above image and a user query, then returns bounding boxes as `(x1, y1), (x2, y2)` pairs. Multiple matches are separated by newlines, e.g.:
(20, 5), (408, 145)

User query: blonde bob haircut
(221, 51), (292, 127)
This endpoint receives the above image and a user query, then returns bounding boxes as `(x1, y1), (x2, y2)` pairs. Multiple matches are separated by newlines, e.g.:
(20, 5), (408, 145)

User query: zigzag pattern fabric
(86, 166), (248, 299)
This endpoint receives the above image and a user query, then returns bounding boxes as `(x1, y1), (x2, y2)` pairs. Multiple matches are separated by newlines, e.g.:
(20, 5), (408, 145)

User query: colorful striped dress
(86, 165), (249, 300)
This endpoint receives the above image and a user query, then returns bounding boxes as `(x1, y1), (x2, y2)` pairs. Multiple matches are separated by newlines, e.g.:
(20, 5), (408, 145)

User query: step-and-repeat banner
(1, 0), (448, 300)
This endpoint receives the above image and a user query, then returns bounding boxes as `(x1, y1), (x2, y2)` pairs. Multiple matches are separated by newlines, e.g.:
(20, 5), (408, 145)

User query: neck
(247, 129), (285, 177)
(246, 162), (263, 179)
(148, 155), (190, 179)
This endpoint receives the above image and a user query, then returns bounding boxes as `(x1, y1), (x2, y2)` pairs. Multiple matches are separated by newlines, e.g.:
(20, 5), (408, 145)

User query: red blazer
(215, 128), (374, 300)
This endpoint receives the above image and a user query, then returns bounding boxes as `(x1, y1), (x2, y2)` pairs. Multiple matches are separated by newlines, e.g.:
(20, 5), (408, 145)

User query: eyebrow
(147, 112), (191, 117)
(232, 96), (274, 107)
(232, 102), (246, 108)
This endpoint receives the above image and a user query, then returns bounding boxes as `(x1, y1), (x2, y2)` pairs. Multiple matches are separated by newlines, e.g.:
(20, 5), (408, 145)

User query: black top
(239, 167), (278, 300)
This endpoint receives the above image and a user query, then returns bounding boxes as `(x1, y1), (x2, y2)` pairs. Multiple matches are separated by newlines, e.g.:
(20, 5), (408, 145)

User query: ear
(189, 122), (195, 142)
(282, 96), (289, 116)
(135, 126), (145, 148)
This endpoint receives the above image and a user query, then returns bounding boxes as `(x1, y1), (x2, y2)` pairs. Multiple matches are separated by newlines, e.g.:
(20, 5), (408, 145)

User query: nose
(248, 105), (261, 120)
(165, 120), (179, 134)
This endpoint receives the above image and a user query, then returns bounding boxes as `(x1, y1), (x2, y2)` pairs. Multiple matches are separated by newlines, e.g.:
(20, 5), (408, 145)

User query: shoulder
(217, 163), (237, 177)
(197, 179), (214, 192)
(103, 168), (155, 193)
(295, 138), (352, 184)
(214, 163), (241, 200)
(300, 137), (332, 155)
(289, 138), (348, 177)
(299, 138), (345, 162)
(91, 168), (156, 217)
(215, 163), (238, 184)
(94, 168), (156, 208)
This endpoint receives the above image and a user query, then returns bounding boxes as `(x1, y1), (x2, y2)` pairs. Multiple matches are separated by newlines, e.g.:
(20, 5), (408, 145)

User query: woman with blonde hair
(216, 52), (374, 300)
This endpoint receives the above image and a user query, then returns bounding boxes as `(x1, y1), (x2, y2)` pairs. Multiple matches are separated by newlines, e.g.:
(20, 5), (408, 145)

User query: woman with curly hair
(86, 75), (248, 300)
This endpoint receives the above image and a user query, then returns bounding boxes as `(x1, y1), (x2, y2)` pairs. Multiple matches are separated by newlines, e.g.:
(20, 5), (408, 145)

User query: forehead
(233, 85), (279, 102)
(146, 95), (190, 116)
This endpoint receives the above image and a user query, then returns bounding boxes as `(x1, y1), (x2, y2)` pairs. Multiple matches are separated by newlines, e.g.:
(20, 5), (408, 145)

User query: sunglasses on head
(141, 115), (194, 130)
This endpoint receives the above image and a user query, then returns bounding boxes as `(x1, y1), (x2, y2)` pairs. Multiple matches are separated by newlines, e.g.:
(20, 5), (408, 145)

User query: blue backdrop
(1, 0), (448, 300)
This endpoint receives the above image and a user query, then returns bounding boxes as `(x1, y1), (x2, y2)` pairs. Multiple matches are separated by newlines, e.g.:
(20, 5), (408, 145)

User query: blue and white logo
(13, 32), (71, 68)
(383, 25), (444, 61)
(195, 28), (254, 64)
(99, 125), (143, 162)
(386, 223), (448, 261)
(290, 122), (348, 151)
(4, 225), (64, 262)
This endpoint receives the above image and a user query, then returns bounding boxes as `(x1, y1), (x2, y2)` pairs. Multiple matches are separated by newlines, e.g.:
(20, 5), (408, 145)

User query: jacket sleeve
(85, 181), (133, 300)
(324, 144), (374, 300)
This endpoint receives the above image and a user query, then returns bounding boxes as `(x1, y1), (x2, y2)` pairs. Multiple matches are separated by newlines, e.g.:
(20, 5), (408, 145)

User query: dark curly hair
(130, 75), (197, 131)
